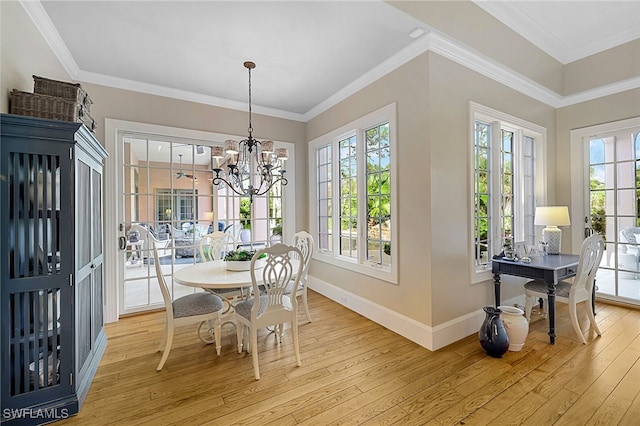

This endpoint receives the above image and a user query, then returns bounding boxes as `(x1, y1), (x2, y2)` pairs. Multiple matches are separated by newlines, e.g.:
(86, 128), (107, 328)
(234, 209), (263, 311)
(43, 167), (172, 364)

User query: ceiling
(31, 1), (640, 121)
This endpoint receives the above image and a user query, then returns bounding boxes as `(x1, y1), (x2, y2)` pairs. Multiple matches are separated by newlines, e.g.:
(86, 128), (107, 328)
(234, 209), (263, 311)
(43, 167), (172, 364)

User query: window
(471, 102), (546, 282)
(309, 103), (396, 283)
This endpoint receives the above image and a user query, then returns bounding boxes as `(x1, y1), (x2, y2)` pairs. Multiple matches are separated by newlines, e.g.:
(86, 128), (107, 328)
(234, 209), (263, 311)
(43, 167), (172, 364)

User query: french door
(121, 136), (210, 314)
(579, 118), (640, 305)
(114, 127), (293, 316)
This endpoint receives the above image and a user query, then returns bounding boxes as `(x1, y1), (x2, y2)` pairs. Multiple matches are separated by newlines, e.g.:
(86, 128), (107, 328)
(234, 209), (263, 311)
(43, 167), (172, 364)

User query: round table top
(173, 260), (254, 289)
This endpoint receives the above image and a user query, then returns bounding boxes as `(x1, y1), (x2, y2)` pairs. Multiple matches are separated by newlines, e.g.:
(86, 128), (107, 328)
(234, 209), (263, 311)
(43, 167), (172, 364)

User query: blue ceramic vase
(479, 306), (510, 358)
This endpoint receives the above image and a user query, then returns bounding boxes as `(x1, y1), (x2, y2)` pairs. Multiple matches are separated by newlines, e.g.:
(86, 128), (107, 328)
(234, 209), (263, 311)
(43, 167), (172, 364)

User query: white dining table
(173, 259), (299, 338)
(172, 259), (299, 290)
(173, 260), (254, 290)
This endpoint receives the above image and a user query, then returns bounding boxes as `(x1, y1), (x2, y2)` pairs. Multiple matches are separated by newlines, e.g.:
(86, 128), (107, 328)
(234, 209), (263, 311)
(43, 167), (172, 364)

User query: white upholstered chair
(287, 231), (314, 322)
(234, 244), (303, 380)
(524, 233), (605, 344)
(152, 242), (224, 371)
(131, 223), (172, 259)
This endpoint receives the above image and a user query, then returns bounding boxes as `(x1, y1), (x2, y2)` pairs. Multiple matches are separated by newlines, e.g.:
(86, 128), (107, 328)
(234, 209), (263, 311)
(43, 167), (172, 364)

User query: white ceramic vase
(498, 305), (529, 351)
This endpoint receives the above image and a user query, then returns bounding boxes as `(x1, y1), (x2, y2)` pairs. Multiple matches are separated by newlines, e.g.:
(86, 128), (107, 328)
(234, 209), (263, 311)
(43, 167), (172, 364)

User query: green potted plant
(224, 250), (266, 271)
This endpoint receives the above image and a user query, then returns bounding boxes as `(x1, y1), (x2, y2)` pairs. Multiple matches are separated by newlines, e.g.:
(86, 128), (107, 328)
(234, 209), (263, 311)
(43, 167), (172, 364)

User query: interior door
(585, 125), (640, 305)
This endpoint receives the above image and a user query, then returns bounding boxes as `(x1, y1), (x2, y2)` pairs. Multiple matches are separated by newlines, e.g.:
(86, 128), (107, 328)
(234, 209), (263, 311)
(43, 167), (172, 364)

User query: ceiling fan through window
(175, 154), (197, 182)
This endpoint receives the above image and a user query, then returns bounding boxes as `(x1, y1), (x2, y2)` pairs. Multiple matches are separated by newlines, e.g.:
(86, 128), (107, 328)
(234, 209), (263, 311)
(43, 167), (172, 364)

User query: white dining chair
(234, 244), (303, 380)
(287, 231), (314, 322)
(152, 242), (224, 371)
(199, 231), (232, 261)
(524, 233), (605, 344)
(199, 231), (244, 311)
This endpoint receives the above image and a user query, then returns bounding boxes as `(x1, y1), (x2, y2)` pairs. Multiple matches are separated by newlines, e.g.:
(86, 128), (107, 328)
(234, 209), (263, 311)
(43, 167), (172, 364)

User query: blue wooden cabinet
(1, 114), (108, 424)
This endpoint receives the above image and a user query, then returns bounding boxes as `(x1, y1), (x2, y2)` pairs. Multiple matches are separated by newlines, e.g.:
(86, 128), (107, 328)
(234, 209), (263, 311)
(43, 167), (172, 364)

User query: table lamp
(534, 206), (571, 254)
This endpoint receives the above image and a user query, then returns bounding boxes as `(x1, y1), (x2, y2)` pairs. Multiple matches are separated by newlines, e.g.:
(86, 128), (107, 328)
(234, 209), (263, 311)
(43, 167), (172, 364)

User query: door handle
(119, 236), (127, 250)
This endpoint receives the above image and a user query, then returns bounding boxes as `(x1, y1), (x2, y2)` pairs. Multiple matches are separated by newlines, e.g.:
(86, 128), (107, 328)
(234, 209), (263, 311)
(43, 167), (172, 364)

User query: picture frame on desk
(514, 241), (528, 259)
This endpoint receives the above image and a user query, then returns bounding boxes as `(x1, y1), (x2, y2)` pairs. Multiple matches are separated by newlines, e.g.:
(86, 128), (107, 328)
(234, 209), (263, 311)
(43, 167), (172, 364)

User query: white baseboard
(308, 276), (525, 351)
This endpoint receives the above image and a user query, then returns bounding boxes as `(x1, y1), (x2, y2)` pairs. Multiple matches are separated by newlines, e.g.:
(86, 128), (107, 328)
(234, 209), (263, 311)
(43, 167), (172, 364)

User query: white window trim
(309, 103), (398, 284)
(469, 102), (547, 284)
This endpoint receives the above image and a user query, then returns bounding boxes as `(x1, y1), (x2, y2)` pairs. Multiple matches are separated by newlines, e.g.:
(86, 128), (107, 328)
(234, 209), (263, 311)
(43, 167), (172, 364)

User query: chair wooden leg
(157, 323), (168, 352)
(251, 327), (260, 380)
(586, 299), (602, 337)
(210, 317), (222, 356)
(524, 295), (534, 321)
(292, 318), (301, 368)
(236, 323), (244, 353)
(301, 290), (312, 322)
(569, 302), (587, 344)
(157, 326), (174, 371)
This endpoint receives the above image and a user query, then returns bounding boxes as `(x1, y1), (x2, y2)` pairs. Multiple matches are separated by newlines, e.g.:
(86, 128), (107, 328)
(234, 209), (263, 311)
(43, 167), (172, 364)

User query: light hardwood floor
(59, 290), (640, 425)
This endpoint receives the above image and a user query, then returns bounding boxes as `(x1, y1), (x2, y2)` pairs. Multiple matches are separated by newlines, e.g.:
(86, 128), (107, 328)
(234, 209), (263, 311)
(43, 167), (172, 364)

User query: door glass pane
(590, 130), (640, 305)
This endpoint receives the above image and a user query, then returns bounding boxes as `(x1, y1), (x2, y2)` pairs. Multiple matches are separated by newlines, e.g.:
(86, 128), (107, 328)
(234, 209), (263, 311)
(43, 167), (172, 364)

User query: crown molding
(75, 69), (306, 122)
(302, 34), (432, 121)
(473, 0), (571, 64)
(22, 0), (640, 123)
(20, 0), (79, 78)
(473, 0), (640, 65)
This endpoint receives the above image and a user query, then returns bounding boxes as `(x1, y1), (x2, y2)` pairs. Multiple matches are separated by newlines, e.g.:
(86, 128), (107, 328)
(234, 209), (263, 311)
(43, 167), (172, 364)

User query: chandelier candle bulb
(211, 146), (224, 158)
(225, 140), (239, 154)
(211, 146), (224, 168)
(277, 148), (288, 160)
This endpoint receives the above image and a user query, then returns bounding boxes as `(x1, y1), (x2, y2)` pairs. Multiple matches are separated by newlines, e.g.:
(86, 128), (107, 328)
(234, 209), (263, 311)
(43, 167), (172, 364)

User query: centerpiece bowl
(224, 250), (266, 271)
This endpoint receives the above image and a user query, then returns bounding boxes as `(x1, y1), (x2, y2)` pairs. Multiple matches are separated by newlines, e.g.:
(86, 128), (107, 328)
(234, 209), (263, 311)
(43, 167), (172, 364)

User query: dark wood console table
(492, 254), (579, 344)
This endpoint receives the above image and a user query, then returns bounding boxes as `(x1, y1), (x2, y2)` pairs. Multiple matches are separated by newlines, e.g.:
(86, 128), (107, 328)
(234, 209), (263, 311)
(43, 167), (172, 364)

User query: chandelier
(211, 61), (288, 202)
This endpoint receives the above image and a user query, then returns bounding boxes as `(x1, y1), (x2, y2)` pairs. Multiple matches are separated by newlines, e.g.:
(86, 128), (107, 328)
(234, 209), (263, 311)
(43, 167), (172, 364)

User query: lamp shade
(204, 211), (214, 221)
(534, 206), (570, 226)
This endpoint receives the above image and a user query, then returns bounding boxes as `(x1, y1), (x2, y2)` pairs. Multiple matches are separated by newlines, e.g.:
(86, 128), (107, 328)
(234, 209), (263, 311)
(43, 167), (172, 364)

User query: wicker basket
(33, 75), (92, 112)
(10, 90), (96, 132)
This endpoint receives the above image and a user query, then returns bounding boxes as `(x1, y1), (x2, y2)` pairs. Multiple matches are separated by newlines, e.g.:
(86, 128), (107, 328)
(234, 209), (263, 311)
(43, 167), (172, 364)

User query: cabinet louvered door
(0, 139), (74, 415)
(74, 147), (105, 390)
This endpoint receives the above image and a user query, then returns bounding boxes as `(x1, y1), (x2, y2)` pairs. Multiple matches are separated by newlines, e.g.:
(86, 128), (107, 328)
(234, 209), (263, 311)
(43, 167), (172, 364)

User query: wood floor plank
(55, 293), (640, 426)
(555, 348), (640, 425)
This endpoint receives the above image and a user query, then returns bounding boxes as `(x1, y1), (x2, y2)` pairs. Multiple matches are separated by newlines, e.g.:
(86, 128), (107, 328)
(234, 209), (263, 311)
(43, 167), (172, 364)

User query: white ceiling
(30, 1), (640, 120)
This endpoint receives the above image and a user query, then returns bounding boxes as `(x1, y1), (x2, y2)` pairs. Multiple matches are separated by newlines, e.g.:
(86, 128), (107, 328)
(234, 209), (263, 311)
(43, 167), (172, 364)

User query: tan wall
(563, 40), (640, 95)
(307, 54), (433, 325)
(308, 51), (557, 326)
(427, 53), (557, 322)
(0, 1), (70, 112)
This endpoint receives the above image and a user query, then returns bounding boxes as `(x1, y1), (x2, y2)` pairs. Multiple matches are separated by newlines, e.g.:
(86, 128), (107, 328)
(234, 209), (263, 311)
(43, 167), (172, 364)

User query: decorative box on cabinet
(0, 114), (108, 424)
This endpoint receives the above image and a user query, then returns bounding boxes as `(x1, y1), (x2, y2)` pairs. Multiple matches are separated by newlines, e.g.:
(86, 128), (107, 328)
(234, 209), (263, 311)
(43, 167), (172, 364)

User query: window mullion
(490, 121), (502, 255)
(357, 127), (367, 264)
(513, 129), (524, 241)
(332, 137), (340, 255)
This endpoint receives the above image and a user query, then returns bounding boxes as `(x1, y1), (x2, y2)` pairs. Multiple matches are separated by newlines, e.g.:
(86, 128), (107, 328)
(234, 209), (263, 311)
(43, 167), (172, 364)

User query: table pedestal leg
(547, 282), (556, 344)
(493, 273), (501, 308)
